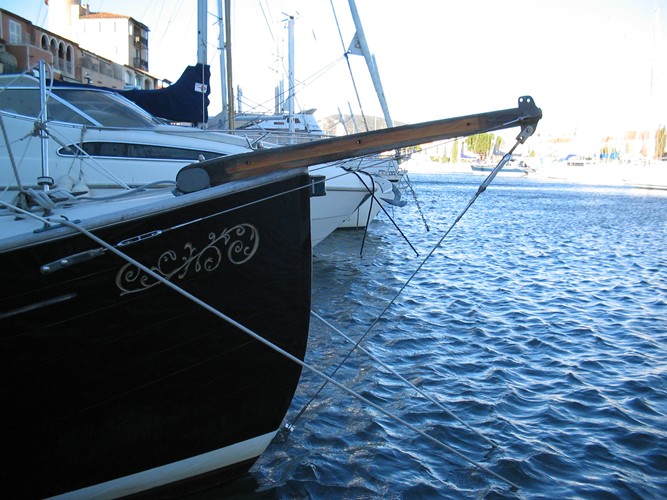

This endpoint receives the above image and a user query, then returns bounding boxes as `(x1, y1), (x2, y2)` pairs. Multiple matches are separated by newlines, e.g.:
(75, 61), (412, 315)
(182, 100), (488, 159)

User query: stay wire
(329, 0), (370, 132)
(284, 138), (524, 452)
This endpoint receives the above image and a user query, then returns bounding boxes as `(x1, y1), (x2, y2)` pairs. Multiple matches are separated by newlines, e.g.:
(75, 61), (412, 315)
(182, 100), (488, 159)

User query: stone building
(0, 3), (164, 90)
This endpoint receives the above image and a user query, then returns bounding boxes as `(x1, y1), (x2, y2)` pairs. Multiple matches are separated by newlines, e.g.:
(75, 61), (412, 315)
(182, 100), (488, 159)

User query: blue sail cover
(50, 64), (211, 123)
(121, 64), (211, 123)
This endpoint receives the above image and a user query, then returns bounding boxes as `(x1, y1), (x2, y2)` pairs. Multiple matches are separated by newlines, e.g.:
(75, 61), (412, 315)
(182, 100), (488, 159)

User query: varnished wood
(177, 96), (541, 192)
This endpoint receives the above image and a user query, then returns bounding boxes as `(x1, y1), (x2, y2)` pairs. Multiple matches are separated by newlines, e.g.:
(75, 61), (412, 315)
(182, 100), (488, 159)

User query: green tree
(655, 126), (666, 160)
(451, 140), (459, 163)
(465, 133), (494, 161)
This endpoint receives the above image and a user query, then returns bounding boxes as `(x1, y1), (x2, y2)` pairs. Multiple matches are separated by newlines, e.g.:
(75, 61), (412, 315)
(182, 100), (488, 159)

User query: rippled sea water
(210, 173), (667, 499)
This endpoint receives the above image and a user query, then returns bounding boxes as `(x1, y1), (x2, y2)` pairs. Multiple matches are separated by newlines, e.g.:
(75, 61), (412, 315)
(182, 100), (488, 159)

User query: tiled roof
(80, 12), (130, 20)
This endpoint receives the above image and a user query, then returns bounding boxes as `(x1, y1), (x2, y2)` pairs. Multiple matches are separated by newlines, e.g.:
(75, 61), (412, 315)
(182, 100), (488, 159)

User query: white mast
(196, 0), (207, 127)
(347, 0), (393, 128)
(197, 0), (207, 64)
(287, 15), (296, 136)
(214, 0), (234, 129)
(224, 0), (234, 129)
(216, 0), (229, 129)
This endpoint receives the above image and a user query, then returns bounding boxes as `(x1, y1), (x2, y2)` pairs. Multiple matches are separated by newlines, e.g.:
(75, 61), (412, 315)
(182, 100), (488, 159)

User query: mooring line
(351, 169), (419, 257)
(49, 217), (519, 492)
(311, 310), (498, 448)
(403, 171), (430, 232)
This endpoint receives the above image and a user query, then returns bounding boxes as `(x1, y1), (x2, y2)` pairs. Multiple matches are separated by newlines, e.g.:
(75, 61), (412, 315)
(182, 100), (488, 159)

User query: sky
(5, 0), (667, 143)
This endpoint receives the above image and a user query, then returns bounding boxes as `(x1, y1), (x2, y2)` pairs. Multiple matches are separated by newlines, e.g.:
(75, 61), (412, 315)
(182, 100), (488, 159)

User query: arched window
(49, 39), (57, 66)
(65, 45), (74, 75)
(41, 34), (49, 50)
(55, 41), (65, 72)
(125, 71), (133, 85)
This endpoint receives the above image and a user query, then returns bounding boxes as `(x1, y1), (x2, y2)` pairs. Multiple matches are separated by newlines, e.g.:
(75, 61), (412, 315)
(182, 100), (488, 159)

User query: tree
(655, 126), (666, 160)
(494, 135), (503, 155)
(451, 140), (459, 163)
(465, 133), (494, 162)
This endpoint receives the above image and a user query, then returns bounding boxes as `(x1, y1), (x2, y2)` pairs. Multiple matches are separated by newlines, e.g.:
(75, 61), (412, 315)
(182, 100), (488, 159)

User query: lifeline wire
(49, 217), (519, 492)
(284, 133), (530, 456)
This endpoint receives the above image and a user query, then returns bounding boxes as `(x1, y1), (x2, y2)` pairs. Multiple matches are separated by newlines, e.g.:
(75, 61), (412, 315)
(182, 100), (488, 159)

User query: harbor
(1, 0), (666, 497)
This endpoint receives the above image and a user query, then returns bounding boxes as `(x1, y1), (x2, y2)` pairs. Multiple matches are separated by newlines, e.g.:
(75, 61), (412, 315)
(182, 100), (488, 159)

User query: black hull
(0, 173), (312, 497)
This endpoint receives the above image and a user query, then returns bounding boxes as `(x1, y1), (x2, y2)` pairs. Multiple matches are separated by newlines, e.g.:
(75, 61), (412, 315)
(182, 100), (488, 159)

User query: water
(210, 173), (667, 499)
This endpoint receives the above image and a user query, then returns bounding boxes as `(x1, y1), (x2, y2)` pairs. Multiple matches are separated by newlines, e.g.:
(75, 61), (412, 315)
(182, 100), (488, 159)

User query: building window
(65, 45), (74, 74)
(9, 20), (22, 44)
(41, 34), (49, 50)
(50, 39), (57, 63)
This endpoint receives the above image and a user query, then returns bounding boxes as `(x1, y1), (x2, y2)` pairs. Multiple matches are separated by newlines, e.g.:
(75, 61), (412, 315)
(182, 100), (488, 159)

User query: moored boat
(0, 70), (373, 247)
(471, 158), (532, 176)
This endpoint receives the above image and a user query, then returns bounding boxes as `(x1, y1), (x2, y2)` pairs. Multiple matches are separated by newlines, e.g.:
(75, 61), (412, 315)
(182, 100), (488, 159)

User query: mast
(197, 0), (207, 64)
(347, 0), (393, 128)
(216, 0), (229, 129)
(225, 0), (234, 129)
(38, 60), (51, 194)
(287, 15), (296, 137)
(196, 0), (207, 127)
(214, 0), (234, 129)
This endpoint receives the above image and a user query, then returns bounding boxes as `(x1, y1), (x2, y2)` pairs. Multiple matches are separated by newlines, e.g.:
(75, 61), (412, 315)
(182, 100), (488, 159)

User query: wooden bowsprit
(176, 96), (542, 192)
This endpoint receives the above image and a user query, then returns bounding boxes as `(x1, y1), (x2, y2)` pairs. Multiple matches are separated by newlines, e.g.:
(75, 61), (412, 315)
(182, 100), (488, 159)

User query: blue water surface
(212, 173), (667, 499)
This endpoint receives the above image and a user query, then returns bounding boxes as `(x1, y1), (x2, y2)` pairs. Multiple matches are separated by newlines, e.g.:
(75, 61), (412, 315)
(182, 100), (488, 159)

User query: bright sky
(5, 0), (667, 140)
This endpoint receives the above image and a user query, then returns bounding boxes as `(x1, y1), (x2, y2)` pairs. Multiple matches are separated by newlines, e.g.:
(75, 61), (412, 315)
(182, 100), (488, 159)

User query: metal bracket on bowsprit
(515, 96), (541, 144)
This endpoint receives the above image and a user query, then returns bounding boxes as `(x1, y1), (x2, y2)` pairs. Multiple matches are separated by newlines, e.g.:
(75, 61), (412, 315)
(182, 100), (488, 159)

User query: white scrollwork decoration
(116, 223), (259, 295)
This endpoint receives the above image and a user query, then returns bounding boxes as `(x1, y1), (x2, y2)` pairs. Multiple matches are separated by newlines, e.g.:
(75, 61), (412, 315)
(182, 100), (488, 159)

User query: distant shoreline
(403, 159), (667, 190)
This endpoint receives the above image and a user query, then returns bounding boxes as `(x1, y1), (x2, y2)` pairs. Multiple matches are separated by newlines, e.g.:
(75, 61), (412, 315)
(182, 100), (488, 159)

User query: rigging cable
(351, 169), (418, 257)
(31, 123), (131, 190)
(0, 114), (23, 192)
(403, 171), (430, 232)
(329, 0), (370, 132)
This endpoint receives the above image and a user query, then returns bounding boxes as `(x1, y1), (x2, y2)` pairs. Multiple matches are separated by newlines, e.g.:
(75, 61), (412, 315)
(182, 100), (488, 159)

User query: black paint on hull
(0, 173), (312, 497)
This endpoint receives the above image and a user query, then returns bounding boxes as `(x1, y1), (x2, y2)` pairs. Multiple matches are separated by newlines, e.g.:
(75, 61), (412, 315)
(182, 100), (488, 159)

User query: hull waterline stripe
(47, 431), (278, 499)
